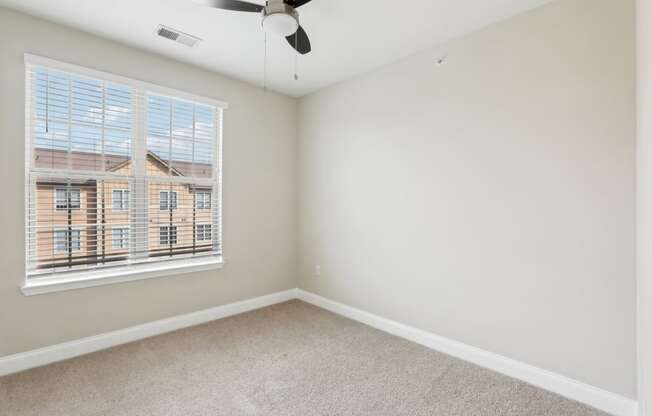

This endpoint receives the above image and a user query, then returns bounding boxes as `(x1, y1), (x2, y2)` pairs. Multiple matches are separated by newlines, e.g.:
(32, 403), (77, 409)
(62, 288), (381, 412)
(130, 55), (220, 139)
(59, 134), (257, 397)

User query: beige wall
(0, 8), (297, 356)
(638, 0), (652, 412)
(297, 0), (636, 398)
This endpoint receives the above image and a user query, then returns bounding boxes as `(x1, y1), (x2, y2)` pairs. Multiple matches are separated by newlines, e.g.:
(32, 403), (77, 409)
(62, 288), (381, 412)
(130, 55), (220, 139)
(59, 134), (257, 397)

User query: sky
(33, 68), (216, 168)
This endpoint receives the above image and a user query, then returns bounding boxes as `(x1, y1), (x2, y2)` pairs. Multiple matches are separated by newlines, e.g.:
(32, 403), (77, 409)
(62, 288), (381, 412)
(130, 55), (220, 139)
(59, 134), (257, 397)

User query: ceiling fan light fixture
(262, 12), (299, 36)
(195, 0), (311, 54)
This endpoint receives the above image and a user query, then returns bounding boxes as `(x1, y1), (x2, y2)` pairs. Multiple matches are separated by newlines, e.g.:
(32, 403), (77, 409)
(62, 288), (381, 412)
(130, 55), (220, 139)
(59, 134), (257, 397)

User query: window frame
(196, 224), (212, 242)
(112, 189), (130, 211)
(54, 188), (81, 211)
(111, 227), (129, 250)
(196, 191), (211, 210)
(53, 228), (82, 254)
(159, 225), (178, 246)
(23, 54), (227, 296)
(159, 190), (178, 211)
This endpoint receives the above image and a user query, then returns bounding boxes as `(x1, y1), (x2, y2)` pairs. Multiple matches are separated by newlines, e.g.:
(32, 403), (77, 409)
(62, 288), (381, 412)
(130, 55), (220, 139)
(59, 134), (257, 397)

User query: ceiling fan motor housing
(262, 0), (299, 36)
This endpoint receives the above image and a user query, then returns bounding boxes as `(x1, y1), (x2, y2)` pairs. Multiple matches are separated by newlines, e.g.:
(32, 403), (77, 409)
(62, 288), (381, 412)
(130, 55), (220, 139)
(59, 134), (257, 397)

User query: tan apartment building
(33, 149), (214, 271)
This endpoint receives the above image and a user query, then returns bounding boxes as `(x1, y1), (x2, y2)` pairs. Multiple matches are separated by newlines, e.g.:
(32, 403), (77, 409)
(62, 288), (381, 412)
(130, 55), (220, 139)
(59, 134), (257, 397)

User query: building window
(26, 56), (224, 287)
(160, 226), (178, 246)
(160, 191), (178, 211)
(196, 192), (211, 209)
(54, 229), (81, 253)
(196, 224), (212, 241)
(112, 228), (129, 249)
(55, 188), (81, 210)
(112, 189), (130, 211)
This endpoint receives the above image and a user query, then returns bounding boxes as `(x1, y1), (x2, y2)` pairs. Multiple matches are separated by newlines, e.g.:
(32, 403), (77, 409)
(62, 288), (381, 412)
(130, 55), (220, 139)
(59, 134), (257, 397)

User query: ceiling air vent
(156, 25), (201, 47)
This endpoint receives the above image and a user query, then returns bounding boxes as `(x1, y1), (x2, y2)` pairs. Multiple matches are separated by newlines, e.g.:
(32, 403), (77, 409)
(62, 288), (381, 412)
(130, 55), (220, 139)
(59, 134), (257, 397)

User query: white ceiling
(0, 0), (551, 97)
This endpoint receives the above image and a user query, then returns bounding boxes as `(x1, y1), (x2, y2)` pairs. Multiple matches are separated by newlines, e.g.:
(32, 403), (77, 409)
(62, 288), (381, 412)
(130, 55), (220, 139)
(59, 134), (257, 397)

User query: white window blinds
(25, 55), (225, 280)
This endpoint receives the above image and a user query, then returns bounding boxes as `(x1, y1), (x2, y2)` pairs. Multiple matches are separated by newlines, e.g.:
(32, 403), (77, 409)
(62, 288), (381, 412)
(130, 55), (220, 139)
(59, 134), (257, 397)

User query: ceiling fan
(195, 0), (313, 55)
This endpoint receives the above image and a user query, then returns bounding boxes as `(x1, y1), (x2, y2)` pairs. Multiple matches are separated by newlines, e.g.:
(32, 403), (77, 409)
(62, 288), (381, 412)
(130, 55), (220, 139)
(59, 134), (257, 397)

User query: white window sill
(22, 257), (224, 296)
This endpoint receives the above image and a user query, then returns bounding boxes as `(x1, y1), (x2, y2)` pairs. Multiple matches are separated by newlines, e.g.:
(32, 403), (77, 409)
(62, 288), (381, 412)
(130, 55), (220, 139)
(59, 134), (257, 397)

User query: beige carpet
(1, 300), (607, 416)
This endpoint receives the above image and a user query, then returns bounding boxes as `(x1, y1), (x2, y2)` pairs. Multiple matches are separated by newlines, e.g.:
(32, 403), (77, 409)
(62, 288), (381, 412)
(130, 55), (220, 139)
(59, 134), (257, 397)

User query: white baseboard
(0, 288), (297, 377)
(296, 289), (638, 416)
(0, 287), (638, 416)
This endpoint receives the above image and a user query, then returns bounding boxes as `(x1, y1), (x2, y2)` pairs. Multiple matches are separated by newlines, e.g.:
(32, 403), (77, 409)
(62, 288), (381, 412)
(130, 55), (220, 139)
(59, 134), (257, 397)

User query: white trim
(0, 289), (296, 377)
(22, 256), (224, 296)
(24, 54), (229, 109)
(296, 290), (638, 416)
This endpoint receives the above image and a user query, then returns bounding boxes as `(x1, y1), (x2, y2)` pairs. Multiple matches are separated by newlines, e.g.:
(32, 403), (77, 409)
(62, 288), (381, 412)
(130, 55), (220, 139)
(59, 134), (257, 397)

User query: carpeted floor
(0, 300), (608, 416)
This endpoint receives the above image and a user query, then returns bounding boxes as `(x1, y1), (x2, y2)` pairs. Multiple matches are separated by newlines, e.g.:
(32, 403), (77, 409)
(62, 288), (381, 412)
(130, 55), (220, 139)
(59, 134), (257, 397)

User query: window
(160, 226), (177, 246)
(196, 224), (212, 241)
(25, 55), (225, 289)
(112, 189), (129, 211)
(196, 191), (211, 209)
(112, 228), (129, 249)
(54, 229), (81, 253)
(55, 188), (80, 210)
(159, 191), (177, 211)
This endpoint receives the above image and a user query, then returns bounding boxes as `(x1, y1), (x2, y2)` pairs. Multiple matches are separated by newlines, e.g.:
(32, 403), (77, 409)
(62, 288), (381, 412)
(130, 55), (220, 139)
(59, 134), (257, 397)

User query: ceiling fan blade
(286, 25), (311, 55)
(194, 0), (264, 13)
(284, 0), (313, 7)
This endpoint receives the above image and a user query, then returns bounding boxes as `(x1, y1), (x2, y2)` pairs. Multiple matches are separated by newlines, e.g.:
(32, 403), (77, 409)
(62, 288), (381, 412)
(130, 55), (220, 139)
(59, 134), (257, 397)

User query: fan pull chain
(294, 32), (299, 81)
(264, 32), (268, 92)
